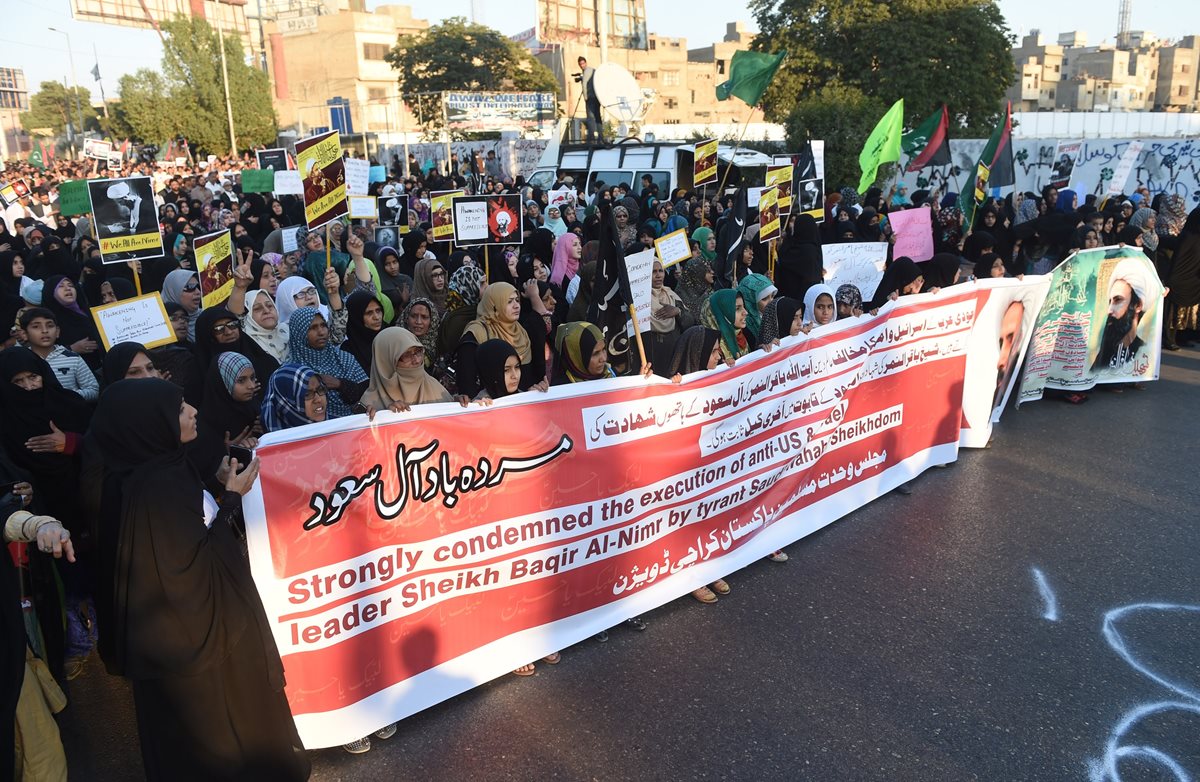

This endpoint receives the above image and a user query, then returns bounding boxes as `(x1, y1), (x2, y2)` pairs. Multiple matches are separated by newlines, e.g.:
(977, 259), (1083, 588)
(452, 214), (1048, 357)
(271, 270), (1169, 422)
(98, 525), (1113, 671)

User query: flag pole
(715, 105), (757, 197)
(627, 304), (649, 370)
(484, 245), (489, 280)
(325, 223), (331, 269)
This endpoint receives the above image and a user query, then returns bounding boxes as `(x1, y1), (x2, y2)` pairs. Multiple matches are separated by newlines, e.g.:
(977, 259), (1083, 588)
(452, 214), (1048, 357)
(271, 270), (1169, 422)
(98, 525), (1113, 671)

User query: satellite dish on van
(593, 63), (653, 125)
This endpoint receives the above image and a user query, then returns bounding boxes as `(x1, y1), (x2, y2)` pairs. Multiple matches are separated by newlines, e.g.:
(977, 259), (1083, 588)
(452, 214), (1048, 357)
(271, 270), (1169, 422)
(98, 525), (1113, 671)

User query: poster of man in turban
(86, 175), (163, 263)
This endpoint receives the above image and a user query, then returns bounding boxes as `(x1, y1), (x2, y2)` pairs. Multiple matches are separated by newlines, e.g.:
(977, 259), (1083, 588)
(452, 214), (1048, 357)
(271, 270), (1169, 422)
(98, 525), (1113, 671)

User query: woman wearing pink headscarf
(549, 232), (582, 288)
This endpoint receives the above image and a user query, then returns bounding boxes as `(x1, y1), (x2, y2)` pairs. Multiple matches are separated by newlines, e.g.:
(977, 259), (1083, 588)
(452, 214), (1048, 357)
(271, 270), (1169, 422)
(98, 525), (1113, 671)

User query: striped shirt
(35, 344), (100, 402)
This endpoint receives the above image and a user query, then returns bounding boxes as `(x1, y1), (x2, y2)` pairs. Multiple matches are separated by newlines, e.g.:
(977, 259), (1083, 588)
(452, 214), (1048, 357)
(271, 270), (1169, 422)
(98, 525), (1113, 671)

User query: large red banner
(245, 284), (1032, 747)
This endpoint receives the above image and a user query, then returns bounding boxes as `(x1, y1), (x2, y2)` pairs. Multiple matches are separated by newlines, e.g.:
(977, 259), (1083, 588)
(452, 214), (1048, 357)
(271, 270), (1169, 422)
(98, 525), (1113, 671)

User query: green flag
(28, 148), (44, 171)
(241, 168), (276, 194)
(716, 50), (786, 106)
(858, 98), (904, 193)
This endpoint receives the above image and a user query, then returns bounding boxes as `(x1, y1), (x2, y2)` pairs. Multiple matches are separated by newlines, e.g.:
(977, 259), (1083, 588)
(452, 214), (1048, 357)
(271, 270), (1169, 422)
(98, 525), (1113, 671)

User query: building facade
(266, 4), (428, 136)
(1007, 29), (1200, 112)
(0, 67), (32, 159)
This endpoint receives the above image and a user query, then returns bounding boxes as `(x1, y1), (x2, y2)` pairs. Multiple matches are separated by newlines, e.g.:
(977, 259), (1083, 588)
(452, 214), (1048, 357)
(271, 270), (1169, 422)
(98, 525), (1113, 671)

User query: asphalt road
(59, 349), (1200, 782)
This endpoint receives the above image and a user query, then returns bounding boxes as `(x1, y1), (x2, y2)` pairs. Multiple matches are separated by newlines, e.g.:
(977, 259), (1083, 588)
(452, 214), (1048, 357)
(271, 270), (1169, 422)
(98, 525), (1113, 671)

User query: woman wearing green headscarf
(736, 273), (778, 339)
(552, 321), (615, 384)
(701, 289), (752, 362)
(691, 226), (717, 264)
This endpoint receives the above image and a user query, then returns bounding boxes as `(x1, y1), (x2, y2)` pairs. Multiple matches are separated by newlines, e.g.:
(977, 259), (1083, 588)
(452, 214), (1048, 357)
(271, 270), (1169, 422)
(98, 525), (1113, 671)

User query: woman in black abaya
(88, 380), (309, 781)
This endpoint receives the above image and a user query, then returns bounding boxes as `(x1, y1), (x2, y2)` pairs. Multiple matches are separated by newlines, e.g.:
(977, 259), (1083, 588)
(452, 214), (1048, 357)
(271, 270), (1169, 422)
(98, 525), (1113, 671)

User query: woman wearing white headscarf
(238, 289), (290, 363)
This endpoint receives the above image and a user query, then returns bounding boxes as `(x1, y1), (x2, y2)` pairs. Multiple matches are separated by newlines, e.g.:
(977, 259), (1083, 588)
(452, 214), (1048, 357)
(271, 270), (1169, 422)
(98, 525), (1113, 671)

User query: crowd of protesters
(2, 144), (1198, 779)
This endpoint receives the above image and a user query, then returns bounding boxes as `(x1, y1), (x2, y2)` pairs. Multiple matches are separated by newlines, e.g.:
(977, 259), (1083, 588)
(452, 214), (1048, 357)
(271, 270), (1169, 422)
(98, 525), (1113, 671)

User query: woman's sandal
(512, 663), (536, 676)
(711, 579), (731, 595)
(543, 652), (561, 664)
(692, 586), (718, 604)
(767, 550), (789, 562)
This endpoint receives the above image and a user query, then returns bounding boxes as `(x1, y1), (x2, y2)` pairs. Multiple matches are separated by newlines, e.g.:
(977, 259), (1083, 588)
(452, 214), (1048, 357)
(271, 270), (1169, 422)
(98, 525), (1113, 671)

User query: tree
(750, 0), (1015, 186)
(386, 17), (558, 137)
(19, 81), (100, 137)
(109, 69), (181, 145)
(149, 17), (277, 153)
(783, 84), (888, 194)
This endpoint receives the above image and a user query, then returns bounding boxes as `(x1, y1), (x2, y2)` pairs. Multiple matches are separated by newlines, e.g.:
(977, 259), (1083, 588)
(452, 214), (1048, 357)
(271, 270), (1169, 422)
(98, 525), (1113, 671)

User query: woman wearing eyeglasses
(193, 307), (280, 392)
(161, 269), (203, 341)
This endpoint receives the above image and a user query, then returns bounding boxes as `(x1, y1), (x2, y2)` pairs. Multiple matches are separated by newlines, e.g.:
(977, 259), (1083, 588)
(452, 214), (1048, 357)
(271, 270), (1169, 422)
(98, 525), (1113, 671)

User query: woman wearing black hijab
(88, 379), (309, 781)
(149, 303), (205, 405)
(42, 274), (104, 370)
(918, 252), (962, 291)
(865, 257), (925, 311)
(1, 450), (73, 778)
(193, 306), (280, 385)
(0, 347), (93, 677)
(1166, 207), (1200, 349)
(340, 289), (384, 375)
(776, 214), (824, 299)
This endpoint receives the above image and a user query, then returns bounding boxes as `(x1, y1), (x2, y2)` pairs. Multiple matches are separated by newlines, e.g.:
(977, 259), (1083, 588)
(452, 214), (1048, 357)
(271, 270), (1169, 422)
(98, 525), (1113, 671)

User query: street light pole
(48, 27), (86, 159)
(217, 26), (238, 156)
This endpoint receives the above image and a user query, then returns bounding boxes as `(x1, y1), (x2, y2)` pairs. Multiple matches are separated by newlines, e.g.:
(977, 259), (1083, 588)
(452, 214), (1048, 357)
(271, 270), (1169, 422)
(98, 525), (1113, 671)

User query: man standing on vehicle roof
(577, 56), (604, 146)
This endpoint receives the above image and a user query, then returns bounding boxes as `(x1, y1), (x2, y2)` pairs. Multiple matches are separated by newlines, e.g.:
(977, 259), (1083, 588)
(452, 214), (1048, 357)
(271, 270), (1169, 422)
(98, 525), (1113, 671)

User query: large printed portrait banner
(295, 130), (347, 229)
(86, 176), (163, 264)
(1018, 246), (1163, 403)
(244, 281), (1064, 749)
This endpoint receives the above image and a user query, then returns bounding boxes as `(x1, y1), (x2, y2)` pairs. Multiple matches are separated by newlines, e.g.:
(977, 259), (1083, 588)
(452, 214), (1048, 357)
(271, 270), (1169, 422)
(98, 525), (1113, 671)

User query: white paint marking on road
(1094, 603), (1200, 782)
(1030, 567), (1058, 621)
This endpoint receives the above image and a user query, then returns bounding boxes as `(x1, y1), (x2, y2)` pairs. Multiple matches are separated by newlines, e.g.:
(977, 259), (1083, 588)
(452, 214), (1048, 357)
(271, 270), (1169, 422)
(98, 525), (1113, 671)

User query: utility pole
(48, 27), (86, 159)
(218, 26), (238, 155)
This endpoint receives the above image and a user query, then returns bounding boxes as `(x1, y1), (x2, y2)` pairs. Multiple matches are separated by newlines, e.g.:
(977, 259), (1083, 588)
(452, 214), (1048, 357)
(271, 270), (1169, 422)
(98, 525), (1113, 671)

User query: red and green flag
(902, 105), (951, 172)
(716, 50), (787, 107)
(958, 102), (1013, 224)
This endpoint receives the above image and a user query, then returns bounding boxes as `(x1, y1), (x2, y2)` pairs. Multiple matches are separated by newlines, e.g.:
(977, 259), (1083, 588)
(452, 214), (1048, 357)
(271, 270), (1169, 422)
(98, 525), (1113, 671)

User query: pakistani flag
(858, 98), (904, 194)
(958, 101), (1014, 225)
(902, 105), (951, 172)
(28, 147), (44, 170)
(716, 50), (786, 107)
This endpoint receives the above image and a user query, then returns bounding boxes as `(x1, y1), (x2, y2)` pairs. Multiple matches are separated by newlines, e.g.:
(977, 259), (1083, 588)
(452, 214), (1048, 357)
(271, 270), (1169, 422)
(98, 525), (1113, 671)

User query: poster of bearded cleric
(86, 176), (163, 263)
(295, 130), (348, 229)
(451, 194), (523, 246)
(1017, 246), (1163, 404)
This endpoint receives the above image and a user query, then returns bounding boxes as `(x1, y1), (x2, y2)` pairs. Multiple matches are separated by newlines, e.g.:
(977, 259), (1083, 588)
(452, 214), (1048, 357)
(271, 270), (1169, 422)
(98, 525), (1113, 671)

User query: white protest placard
(344, 158), (370, 196)
(347, 195), (378, 219)
(748, 187), (765, 209)
(654, 228), (691, 268)
(281, 226), (301, 254)
(625, 248), (656, 334)
(89, 293), (177, 351)
(1107, 140), (1144, 196)
(273, 170), (303, 195)
(452, 198), (489, 244)
(822, 242), (889, 302)
(83, 138), (112, 161)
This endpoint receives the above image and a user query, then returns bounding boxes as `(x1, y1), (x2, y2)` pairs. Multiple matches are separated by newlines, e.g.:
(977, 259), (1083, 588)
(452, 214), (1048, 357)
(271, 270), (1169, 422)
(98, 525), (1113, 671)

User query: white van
(526, 139), (773, 202)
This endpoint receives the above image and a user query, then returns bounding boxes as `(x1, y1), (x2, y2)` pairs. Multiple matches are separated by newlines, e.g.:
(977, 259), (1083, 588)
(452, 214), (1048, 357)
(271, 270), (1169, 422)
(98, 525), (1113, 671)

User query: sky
(3, 0), (1191, 102)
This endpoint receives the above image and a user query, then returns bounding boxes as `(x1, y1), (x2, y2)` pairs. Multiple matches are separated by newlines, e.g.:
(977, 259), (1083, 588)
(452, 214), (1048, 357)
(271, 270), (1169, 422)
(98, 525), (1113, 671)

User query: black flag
(716, 187), (747, 287)
(587, 200), (635, 371)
